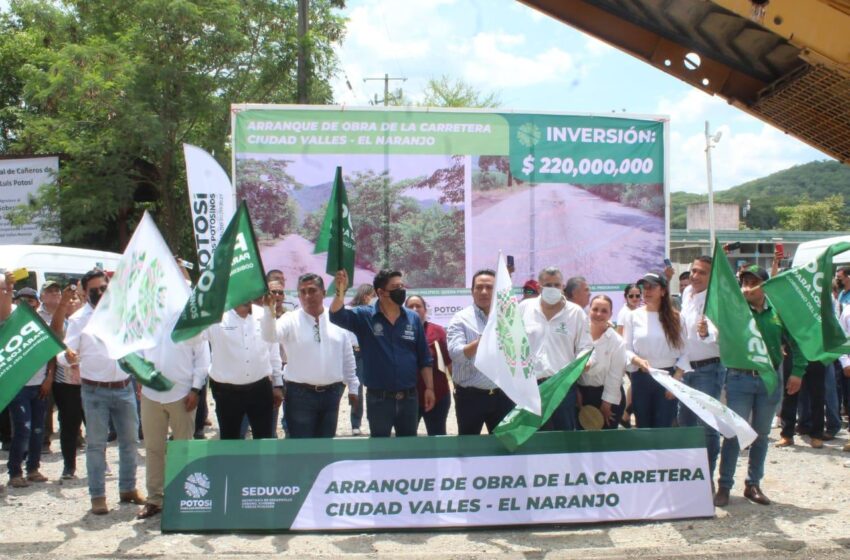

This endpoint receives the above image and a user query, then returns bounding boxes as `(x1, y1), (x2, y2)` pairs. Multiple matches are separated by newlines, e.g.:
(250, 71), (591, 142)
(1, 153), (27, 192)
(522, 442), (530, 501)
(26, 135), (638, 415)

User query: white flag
(474, 253), (541, 415)
(183, 144), (236, 269)
(84, 212), (191, 359)
(649, 368), (757, 448)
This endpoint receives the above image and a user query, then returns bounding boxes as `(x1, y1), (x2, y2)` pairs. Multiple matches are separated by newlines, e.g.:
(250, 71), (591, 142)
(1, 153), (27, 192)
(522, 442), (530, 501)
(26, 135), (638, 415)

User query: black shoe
(744, 483), (771, 505)
(714, 486), (730, 507)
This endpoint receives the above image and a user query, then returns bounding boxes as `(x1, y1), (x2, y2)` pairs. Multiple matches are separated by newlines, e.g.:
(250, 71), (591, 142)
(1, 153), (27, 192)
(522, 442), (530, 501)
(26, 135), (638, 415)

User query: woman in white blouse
(623, 272), (686, 428)
(578, 295), (628, 429)
(615, 283), (642, 336)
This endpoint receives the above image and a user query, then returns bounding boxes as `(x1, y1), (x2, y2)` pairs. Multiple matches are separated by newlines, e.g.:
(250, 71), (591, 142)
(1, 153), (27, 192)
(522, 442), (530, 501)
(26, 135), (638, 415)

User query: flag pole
(335, 167), (344, 299)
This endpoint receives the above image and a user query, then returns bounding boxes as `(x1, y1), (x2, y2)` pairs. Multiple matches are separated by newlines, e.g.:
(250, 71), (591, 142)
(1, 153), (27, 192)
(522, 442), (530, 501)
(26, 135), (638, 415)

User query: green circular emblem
(516, 123), (541, 148)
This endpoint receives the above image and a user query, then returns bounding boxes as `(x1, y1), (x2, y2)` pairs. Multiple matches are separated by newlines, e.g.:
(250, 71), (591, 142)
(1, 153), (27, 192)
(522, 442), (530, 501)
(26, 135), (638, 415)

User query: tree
(1, 0), (346, 253)
(419, 75), (500, 108)
(775, 194), (846, 231)
(235, 158), (300, 238)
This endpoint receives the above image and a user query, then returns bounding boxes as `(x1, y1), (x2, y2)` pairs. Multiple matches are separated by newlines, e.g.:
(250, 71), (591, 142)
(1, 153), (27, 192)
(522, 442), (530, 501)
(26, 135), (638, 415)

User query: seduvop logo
(180, 472), (213, 512)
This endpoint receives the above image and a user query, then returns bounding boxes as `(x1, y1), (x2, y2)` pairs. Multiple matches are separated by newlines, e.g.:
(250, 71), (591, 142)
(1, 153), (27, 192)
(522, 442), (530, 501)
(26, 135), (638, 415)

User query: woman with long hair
(405, 295), (452, 436)
(346, 284), (375, 435)
(577, 295), (628, 429)
(622, 272), (686, 428)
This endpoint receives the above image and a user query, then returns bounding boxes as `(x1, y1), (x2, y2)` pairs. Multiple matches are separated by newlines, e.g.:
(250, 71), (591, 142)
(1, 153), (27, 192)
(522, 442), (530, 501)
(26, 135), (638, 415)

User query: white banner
(292, 448), (712, 530)
(650, 368), (757, 448)
(183, 144), (236, 269)
(0, 156), (60, 244)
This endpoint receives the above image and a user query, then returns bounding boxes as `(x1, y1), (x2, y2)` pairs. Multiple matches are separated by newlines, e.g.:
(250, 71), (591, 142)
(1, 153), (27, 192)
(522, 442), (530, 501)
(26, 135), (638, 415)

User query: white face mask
(541, 286), (563, 305)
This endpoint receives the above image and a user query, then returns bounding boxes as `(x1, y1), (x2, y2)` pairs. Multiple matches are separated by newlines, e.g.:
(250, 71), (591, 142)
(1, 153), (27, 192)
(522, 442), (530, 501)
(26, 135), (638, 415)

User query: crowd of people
(2, 252), (850, 519)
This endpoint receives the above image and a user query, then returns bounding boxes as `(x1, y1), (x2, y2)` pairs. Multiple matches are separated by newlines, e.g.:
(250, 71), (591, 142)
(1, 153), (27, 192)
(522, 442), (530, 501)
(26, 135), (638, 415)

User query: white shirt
(616, 305), (635, 327)
(519, 296), (594, 379)
(579, 327), (627, 405)
(141, 335), (210, 404)
(679, 286), (720, 365)
(205, 309), (282, 386)
(623, 308), (688, 371)
(261, 307), (358, 392)
(61, 303), (127, 383)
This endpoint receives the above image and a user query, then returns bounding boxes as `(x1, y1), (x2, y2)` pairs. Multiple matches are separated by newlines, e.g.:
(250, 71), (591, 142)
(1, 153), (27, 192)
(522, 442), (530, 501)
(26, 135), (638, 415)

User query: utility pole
(296, 0), (309, 103)
(363, 73), (406, 105)
(363, 73), (406, 266)
(704, 121), (722, 252)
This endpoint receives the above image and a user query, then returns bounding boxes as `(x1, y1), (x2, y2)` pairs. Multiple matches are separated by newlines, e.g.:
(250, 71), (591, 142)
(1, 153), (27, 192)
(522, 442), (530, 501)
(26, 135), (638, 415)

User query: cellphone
(663, 258), (673, 268)
(506, 255), (515, 269)
(725, 241), (742, 252)
(775, 242), (784, 258)
(11, 267), (29, 282)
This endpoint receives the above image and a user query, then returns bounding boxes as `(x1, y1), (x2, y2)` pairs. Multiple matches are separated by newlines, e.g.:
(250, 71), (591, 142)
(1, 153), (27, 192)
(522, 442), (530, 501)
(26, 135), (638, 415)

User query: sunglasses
(627, 294), (641, 299)
(269, 290), (284, 296)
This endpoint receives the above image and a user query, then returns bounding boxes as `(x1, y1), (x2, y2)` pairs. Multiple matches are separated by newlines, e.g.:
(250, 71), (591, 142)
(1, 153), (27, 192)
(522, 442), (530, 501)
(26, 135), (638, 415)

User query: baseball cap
(40, 280), (61, 292)
(14, 287), (39, 301)
(522, 279), (541, 296)
(636, 272), (668, 289)
(739, 264), (769, 283)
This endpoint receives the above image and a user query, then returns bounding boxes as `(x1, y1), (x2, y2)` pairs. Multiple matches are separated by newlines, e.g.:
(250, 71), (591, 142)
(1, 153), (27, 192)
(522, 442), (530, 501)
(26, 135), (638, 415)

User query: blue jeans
(718, 369), (782, 490)
(540, 384), (577, 431)
(679, 362), (726, 475)
(350, 351), (365, 430)
(284, 382), (344, 438)
(81, 383), (139, 498)
(631, 368), (678, 428)
(366, 389), (418, 437)
(7, 386), (47, 477)
(419, 393), (451, 435)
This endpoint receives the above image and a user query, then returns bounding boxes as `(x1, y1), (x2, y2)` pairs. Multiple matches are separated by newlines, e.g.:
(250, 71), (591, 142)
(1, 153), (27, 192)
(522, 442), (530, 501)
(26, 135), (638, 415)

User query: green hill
(670, 160), (850, 229)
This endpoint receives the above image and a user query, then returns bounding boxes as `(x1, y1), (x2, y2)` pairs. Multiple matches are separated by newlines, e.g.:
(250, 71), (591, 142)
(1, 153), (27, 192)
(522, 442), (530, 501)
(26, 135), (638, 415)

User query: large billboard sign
(232, 106), (667, 322)
(0, 155), (60, 244)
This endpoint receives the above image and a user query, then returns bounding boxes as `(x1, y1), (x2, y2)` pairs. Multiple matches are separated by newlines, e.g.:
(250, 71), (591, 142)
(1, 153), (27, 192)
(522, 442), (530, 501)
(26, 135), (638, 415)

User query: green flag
(0, 305), (65, 412)
(172, 201), (267, 342)
(704, 242), (776, 393)
(313, 167), (355, 293)
(493, 349), (593, 452)
(762, 241), (850, 362)
(118, 352), (175, 392)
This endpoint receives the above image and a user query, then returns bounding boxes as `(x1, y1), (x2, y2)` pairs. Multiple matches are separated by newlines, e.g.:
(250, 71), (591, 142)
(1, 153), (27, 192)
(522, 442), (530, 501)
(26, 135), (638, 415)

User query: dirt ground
(2, 396), (850, 560)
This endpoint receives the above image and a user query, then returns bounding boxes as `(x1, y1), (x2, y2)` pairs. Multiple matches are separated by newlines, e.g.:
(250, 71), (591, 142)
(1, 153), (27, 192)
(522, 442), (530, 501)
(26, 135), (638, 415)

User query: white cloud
(462, 32), (575, 88)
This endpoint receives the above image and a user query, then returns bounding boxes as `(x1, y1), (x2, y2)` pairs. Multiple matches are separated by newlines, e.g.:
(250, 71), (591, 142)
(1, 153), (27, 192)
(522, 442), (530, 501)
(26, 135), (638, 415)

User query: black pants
(454, 386), (515, 435)
(0, 405), (11, 444)
(53, 382), (85, 472)
(210, 377), (274, 440)
(577, 385), (624, 430)
(781, 360), (825, 439)
(194, 382), (209, 435)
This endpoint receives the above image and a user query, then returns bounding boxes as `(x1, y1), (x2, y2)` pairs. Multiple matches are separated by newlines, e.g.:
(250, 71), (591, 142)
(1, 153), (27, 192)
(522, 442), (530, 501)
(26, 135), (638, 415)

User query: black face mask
(388, 288), (406, 306)
(89, 288), (105, 307)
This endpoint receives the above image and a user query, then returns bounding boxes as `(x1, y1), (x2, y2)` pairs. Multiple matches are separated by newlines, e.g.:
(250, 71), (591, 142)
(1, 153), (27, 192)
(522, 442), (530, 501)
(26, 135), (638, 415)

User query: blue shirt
(329, 302), (432, 391)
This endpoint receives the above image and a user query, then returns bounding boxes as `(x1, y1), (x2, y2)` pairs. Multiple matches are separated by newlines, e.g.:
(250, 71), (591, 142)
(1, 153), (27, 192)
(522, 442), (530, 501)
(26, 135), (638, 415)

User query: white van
(0, 244), (121, 291)
(791, 235), (850, 268)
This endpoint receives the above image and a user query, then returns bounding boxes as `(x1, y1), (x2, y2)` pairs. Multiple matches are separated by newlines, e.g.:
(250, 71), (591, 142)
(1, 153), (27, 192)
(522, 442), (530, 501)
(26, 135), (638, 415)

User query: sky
(331, 0), (829, 194)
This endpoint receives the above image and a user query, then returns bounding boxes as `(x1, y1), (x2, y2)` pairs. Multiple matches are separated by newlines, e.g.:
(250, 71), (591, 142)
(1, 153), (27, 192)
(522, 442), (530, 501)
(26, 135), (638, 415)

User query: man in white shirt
(262, 273), (358, 438)
(519, 266), (594, 431)
(206, 301), (283, 440)
(679, 255), (725, 480)
(62, 269), (144, 514)
(136, 336), (210, 519)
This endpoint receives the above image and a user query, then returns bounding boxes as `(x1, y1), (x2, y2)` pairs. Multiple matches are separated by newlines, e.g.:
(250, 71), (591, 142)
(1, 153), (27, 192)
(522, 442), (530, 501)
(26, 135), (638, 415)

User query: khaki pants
(140, 394), (194, 506)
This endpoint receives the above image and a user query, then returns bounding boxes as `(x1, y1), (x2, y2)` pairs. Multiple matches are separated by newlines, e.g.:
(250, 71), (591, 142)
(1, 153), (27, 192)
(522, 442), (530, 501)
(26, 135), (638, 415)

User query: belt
(81, 378), (131, 389)
(369, 387), (416, 400)
(210, 377), (269, 392)
(735, 369), (761, 377)
(456, 385), (503, 396)
(288, 381), (343, 393)
(690, 357), (721, 370)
